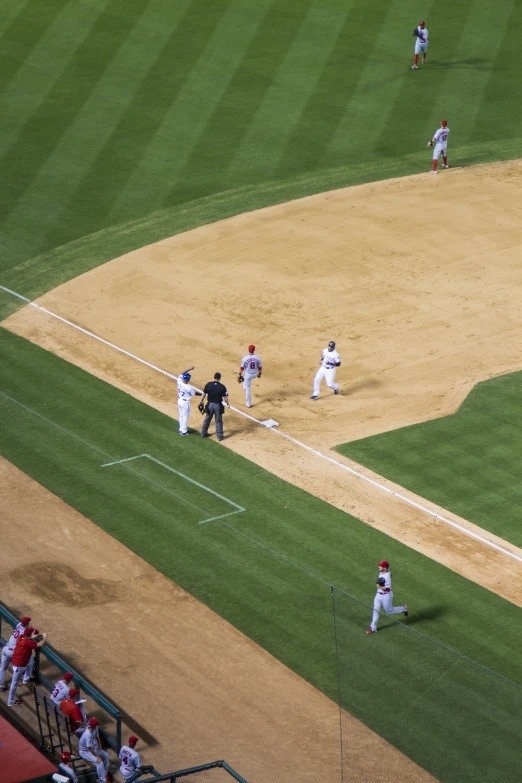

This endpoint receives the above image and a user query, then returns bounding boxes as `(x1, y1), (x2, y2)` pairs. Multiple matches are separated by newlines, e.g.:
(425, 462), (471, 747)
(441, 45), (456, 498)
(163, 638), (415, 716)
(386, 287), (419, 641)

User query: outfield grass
(2, 327), (522, 782)
(337, 371), (522, 550)
(0, 0), (521, 286)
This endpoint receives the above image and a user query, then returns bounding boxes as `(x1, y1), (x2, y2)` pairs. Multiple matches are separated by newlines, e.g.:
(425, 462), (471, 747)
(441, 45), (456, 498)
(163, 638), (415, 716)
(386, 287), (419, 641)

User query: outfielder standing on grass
(366, 560), (408, 634)
(411, 21), (428, 69)
(428, 120), (450, 174)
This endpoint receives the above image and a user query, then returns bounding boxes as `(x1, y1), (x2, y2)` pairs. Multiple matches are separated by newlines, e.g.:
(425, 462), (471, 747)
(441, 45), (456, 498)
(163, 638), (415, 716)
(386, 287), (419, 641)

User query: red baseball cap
(63, 673), (74, 682)
(68, 688), (79, 698)
(420, 20), (425, 26)
(129, 736), (139, 745)
(88, 718), (100, 727)
(21, 616), (31, 625)
(61, 751), (72, 762)
(248, 344), (255, 352)
(23, 627), (34, 637)
(378, 560), (389, 568)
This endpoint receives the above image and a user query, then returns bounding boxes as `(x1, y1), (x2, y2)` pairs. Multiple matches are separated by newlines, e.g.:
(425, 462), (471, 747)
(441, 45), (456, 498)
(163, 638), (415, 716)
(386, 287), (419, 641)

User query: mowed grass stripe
(322, 0), (432, 168)
(0, 0), (61, 81)
(424, 0), (515, 151)
(274, 0), (393, 175)
(0, 0), (151, 230)
(2, 0), (194, 262)
(165, 0), (315, 202)
(228, 1), (354, 182)
(0, 0), (112, 158)
(109, 0), (274, 220)
(471, 0), (522, 143)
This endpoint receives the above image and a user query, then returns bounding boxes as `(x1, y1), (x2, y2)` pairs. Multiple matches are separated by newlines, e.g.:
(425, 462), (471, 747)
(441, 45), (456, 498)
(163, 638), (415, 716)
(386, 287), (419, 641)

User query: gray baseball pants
(201, 403), (224, 440)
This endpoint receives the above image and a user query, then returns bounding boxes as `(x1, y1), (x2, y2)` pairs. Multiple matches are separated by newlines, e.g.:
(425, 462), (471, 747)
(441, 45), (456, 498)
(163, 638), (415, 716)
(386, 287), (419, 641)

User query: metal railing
(0, 604), (122, 750)
(127, 760), (249, 782)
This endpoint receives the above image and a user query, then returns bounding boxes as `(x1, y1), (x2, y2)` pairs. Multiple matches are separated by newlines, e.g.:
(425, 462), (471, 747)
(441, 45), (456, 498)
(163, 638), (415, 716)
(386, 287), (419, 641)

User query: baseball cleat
(365, 628), (377, 634)
(442, 164), (449, 168)
(334, 389), (339, 395)
(430, 170), (437, 174)
(411, 65), (419, 69)
(310, 395), (319, 399)
(8, 700), (22, 706)
(179, 431), (188, 436)
(246, 403), (251, 408)
(404, 605), (408, 617)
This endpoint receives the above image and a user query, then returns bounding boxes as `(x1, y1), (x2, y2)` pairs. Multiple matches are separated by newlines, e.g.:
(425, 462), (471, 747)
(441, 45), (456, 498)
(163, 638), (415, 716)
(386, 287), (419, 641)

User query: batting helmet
(328, 340), (336, 350)
(441, 120), (448, 127)
(182, 372), (191, 382)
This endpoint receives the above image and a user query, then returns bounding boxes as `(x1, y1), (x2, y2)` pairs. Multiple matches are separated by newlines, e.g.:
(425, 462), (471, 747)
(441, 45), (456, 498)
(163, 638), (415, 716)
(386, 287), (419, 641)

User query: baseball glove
(427, 140), (433, 148)
(237, 373), (244, 384)
(376, 577), (386, 587)
(198, 401), (206, 415)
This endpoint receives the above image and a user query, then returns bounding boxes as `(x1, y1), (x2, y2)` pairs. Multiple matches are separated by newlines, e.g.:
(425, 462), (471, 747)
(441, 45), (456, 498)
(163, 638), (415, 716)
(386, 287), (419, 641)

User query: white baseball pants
(0, 647), (13, 687)
(80, 749), (109, 782)
(433, 143), (447, 161)
(414, 40), (427, 55)
(371, 592), (406, 631)
(8, 664), (26, 705)
(242, 372), (258, 406)
(177, 399), (190, 434)
(313, 366), (338, 396)
(22, 655), (34, 683)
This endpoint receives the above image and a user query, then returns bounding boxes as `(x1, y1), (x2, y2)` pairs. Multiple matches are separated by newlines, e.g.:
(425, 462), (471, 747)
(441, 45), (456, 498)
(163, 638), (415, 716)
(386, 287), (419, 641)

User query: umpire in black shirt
(200, 372), (230, 441)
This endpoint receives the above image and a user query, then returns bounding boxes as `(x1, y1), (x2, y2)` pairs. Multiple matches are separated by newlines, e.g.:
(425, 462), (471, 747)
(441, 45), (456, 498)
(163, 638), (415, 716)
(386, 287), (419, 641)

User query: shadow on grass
(378, 604), (449, 632)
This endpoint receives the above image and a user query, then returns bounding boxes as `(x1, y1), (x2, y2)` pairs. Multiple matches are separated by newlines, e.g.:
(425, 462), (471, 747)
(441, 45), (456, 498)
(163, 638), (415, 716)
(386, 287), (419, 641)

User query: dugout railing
(127, 760), (249, 782)
(0, 604), (122, 750)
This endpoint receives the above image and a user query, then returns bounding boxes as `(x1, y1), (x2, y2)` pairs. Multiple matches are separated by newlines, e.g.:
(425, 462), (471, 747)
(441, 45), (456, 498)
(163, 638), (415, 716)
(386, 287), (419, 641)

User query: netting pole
(330, 585), (344, 783)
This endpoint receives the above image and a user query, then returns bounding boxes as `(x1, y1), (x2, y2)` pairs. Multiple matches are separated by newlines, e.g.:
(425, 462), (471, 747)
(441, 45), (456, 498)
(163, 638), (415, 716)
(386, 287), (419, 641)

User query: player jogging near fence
(365, 560), (408, 634)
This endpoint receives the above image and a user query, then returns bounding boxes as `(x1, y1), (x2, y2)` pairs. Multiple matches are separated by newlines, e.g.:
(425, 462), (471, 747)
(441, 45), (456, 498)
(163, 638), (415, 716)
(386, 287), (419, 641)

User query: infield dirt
(3, 160), (522, 780)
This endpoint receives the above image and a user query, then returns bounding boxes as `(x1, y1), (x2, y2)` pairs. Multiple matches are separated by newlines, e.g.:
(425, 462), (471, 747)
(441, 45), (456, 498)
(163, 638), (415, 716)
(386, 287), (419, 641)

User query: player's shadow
(341, 377), (382, 396)
(428, 58), (492, 70)
(379, 604), (448, 632)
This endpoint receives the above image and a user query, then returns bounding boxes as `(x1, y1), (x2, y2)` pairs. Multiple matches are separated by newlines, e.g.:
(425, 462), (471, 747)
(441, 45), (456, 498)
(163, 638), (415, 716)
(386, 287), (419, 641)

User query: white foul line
(2, 283), (521, 565)
(102, 453), (245, 523)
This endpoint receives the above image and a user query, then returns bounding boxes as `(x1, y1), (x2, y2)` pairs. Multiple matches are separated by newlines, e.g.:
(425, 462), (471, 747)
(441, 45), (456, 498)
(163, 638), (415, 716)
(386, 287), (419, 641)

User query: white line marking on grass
(2, 284), (522, 564)
(102, 453), (244, 523)
(0, 392), (243, 523)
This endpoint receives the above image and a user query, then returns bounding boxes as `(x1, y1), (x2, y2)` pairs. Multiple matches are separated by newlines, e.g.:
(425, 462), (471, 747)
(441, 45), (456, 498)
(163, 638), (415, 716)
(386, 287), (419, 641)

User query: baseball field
(2, 1), (522, 781)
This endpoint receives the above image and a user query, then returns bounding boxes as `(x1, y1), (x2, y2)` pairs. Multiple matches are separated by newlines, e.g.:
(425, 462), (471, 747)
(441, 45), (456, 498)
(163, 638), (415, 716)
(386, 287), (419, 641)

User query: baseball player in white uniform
(428, 120), (450, 173)
(366, 560), (408, 634)
(411, 21), (428, 69)
(311, 341), (341, 398)
(58, 751), (79, 783)
(0, 616), (32, 690)
(119, 736), (145, 780)
(239, 345), (262, 407)
(79, 718), (110, 783)
(50, 672), (75, 706)
(176, 366), (202, 436)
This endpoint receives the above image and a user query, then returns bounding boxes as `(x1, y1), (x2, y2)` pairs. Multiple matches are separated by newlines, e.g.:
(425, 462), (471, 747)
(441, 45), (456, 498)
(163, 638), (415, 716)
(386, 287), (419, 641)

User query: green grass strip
(1, 327), (522, 781)
(337, 371), (522, 550)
